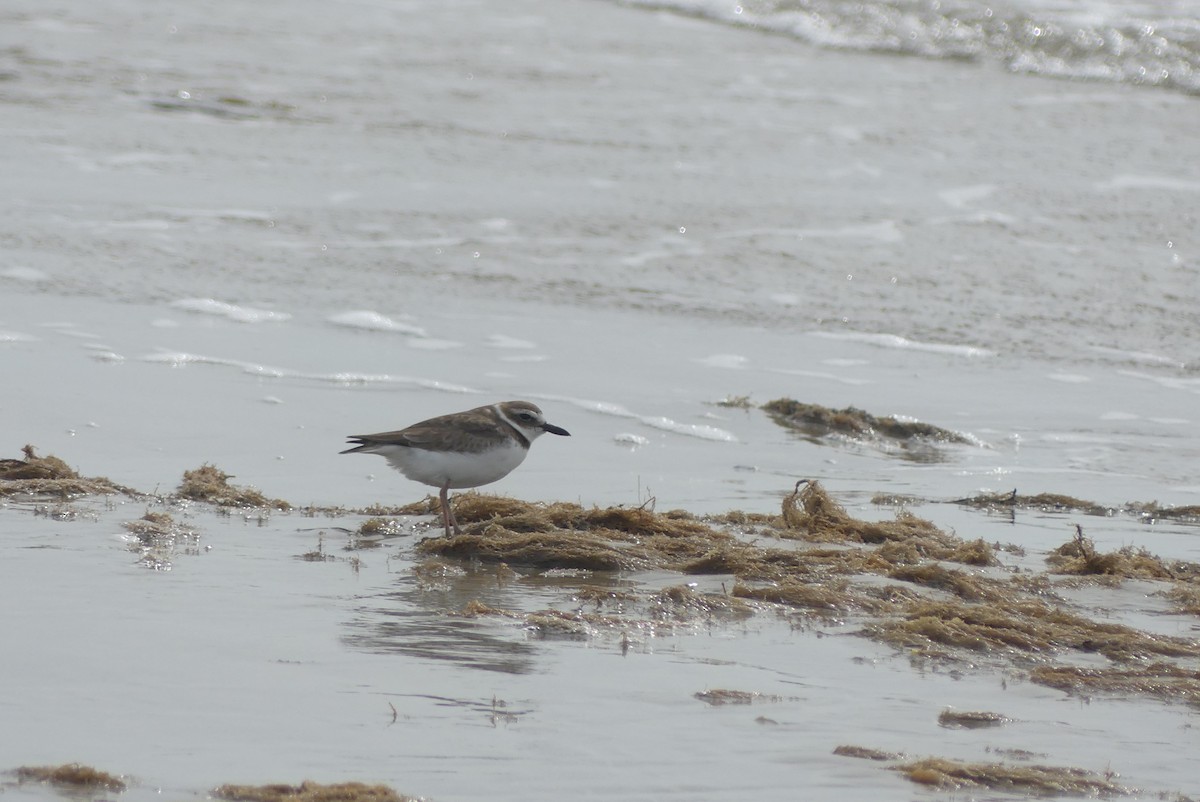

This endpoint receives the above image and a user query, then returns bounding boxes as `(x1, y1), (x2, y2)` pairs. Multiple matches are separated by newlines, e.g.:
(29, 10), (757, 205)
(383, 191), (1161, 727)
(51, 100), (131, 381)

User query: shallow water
(2, 0), (1198, 798)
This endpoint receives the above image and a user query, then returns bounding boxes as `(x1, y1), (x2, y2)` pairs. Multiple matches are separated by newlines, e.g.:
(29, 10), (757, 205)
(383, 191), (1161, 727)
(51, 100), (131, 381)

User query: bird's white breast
(375, 440), (529, 489)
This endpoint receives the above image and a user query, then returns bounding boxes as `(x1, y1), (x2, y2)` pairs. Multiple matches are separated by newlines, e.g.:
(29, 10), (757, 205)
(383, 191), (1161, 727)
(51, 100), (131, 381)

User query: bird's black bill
(543, 423), (571, 436)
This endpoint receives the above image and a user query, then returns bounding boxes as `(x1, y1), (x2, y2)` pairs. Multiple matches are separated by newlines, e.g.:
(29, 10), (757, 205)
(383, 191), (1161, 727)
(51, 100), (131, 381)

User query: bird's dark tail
(339, 436), (372, 455)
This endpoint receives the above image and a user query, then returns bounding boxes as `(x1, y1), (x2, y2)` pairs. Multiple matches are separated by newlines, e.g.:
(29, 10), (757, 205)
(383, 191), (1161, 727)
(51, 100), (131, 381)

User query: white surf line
(141, 351), (287, 376)
(139, 349), (481, 394)
(532, 393), (738, 443)
(1090, 345), (1186, 369)
(765, 367), (874, 386)
(1117, 370), (1200, 394)
(325, 310), (428, 337)
(808, 330), (994, 358)
(169, 298), (292, 324)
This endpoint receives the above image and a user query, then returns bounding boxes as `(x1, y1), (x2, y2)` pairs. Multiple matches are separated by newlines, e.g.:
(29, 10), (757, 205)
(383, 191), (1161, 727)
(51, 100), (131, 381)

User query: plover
(341, 400), (570, 535)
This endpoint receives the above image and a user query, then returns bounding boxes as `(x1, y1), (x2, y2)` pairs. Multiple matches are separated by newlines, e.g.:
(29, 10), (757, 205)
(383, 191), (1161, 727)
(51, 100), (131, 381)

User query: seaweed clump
(177, 464), (291, 509)
(762, 399), (971, 443)
(936, 709), (1008, 729)
(894, 757), (1129, 795)
(834, 748), (1133, 795)
(833, 745), (903, 761)
(0, 445), (136, 498)
(865, 597), (1199, 663)
(1161, 585), (1200, 616)
(957, 491), (1200, 525)
(694, 689), (784, 706)
(415, 493), (729, 572)
(414, 483), (982, 588)
(761, 399), (972, 462)
(781, 480), (996, 566)
(1030, 663), (1200, 707)
(213, 781), (417, 802)
(122, 509), (201, 569)
(1046, 525), (1187, 581)
(955, 490), (1113, 516)
(356, 517), (406, 537)
(13, 763), (127, 792)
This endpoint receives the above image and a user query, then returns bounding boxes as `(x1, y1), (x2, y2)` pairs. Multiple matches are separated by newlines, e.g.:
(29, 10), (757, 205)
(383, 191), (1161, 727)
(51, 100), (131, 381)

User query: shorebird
(341, 400), (570, 535)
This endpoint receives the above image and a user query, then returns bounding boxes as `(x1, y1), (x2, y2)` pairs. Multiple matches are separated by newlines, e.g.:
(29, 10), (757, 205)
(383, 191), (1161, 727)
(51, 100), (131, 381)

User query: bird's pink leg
(439, 482), (461, 535)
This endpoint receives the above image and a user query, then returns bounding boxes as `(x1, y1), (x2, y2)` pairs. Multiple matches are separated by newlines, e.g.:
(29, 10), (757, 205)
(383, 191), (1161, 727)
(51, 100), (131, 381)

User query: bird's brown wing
(343, 405), (508, 454)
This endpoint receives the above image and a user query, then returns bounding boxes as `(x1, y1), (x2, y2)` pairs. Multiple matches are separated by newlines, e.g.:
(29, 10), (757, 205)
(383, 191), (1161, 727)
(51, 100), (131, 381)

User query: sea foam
(170, 298), (292, 324)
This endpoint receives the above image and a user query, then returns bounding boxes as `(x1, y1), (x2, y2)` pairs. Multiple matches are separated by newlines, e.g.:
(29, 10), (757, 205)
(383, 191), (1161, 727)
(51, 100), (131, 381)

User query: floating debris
(1128, 502), (1200, 523)
(650, 584), (753, 620)
(694, 689), (784, 706)
(213, 780), (417, 802)
(762, 398), (973, 461)
(13, 763), (127, 792)
(122, 509), (201, 569)
(712, 395), (753, 409)
(955, 489), (1114, 516)
(887, 563), (998, 602)
(1030, 663), (1200, 707)
(350, 516), (408, 547)
(937, 709), (1009, 729)
(894, 757), (1130, 795)
(177, 463), (291, 510)
(762, 399), (972, 444)
(833, 745), (902, 761)
(147, 93), (299, 123)
(732, 577), (884, 616)
(1047, 525), (1191, 581)
(866, 598), (1200, 663)
(0, 445), (136, 498)
(780, 481), (996, 566)
(1161, 585), (1200, 616)
(956, 491), (1200, 525)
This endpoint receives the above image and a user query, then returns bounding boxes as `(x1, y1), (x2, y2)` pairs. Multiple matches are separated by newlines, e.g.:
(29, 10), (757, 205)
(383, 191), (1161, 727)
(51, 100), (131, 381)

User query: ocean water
(2, 0), (1199, 799)
(622, 0), (1200, 96)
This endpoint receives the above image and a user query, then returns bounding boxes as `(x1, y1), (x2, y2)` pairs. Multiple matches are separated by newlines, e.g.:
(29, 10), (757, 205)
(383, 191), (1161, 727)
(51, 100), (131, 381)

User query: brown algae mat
(955, 489), (1200, 525)
(761, 398), (973, 445)
(0, 445), (136, 498)
(936, 709), (1008, 729)
(409, 480), (1200, 709)
(834, 749), (1135, 796)
(7, 770), (420, 802)
(693, 689), (790, 706)
(12, 763), (127, 792)
(895, 757), (1130, 796)
(0, 446), (290, 511)
(759, 398), (973, 462)
(122, 510), (202, 570)
(1030, 663), (1200, 707)
(214, 780), (419, 802)
(177, 463), (291, 510)
(1047, 524), (1199, 581)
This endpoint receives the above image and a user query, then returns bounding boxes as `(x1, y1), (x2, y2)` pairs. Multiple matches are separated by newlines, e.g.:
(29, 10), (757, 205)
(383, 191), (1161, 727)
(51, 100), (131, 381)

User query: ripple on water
(810, 330), (994, 358)
(326, 310), (427, 337)
(170, 298), (292, 324)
